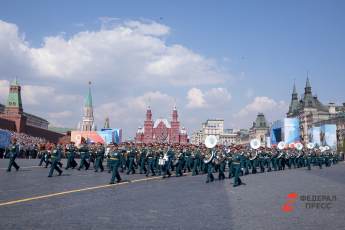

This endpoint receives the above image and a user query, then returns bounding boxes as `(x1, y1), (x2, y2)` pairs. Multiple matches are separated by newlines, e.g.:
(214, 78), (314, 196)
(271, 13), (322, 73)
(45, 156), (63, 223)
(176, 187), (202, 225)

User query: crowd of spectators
(0, 128), (47, 158)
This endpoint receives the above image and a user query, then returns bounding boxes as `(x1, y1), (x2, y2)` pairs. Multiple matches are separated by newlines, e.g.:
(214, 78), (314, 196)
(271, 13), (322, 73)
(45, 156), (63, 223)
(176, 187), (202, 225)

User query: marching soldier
(48, 144), (63, 177)
(146, 144), (156, 177)
(65, 142), (77, 170)
(77, 138), (90, 170)
(232, 150), (243, 187)
(108, 144), (123, 184)
(162, 146), (173, 178)
(6, 138), (20, 172)
(126, 143), (136, 174)
(94, 142), (105, 172)
(139, 145), (147, 174)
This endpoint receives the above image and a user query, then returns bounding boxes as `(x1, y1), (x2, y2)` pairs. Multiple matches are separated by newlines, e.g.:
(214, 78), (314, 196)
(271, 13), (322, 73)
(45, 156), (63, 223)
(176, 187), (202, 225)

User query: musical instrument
(295, 143), (303, 151)
(277, 141), (286, 150)
(249, 151), (257, 160)
(250, 139), (261, 150)
(203, 135), (217, 164)
(307, 142), (315, 150)
(319, 146), (326, 152)
(158, 157), (165, 166)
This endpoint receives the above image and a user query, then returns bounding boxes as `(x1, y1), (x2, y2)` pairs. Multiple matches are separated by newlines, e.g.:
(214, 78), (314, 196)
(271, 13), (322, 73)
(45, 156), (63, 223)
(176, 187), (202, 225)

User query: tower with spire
(286, 77), (330, 142)
(142, 105), (153, 142)
(287, 81), (300, 117)
(79, 82), (95, 131)
(170, 104), (180, 143)
(2, 78), (27, 132)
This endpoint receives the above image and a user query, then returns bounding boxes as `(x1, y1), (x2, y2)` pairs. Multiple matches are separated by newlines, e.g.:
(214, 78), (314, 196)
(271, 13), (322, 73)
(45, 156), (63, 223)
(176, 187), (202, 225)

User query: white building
(191, 119), (239, 146)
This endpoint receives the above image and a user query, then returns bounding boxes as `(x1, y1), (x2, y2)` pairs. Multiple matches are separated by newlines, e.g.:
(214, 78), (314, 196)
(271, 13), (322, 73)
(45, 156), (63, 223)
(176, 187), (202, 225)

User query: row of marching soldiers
(37, 138), (343, 185)
(7, 137), (343, 185)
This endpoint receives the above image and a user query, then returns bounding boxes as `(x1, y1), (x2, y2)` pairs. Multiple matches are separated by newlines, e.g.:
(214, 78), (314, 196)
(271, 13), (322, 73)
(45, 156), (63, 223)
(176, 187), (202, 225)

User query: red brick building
(0, 80), (64, 143)
(135, 106), (188, 144)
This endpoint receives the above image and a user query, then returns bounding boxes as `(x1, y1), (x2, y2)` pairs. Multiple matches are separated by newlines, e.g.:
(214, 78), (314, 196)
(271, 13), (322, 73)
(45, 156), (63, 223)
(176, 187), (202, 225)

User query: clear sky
(0, 0), (344, 138)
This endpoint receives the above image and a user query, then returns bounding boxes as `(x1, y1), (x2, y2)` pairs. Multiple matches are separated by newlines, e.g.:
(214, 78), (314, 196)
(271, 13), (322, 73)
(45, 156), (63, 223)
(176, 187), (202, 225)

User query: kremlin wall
(0, 80), (64, 143)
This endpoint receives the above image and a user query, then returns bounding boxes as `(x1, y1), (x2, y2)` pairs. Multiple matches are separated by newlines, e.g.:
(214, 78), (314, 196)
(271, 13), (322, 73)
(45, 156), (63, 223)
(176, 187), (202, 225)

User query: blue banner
(0, 130), (11, 148)
(284, 118), (300, 144)
(320, 124), (337, 150)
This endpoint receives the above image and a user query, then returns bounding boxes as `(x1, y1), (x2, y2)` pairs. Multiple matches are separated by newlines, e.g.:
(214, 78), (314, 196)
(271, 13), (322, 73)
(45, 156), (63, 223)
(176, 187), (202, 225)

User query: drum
(158, 158), (165, 166)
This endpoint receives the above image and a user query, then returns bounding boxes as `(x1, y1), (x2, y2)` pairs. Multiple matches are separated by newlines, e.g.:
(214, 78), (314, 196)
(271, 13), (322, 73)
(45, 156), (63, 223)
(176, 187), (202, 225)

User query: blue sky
(0, 0), (344, 138)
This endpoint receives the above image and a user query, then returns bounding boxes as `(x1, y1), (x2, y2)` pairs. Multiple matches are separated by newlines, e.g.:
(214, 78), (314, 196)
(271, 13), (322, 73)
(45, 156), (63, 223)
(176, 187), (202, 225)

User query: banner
(0, 130), (11, 148)
(71, 129), (122, 145)
(320, 124), (337, 150)
(270, 120), (283, 145)
(284, 118), (300, 144)
(308, 127), (321, 146)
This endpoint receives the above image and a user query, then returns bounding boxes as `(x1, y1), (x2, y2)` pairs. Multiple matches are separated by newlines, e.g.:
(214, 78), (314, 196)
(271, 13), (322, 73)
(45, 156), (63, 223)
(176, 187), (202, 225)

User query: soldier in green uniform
(126, 143), (137, 174)
(217, 149), (226, 180)
(77, 138), (90, 170)
(249, 150), (257, 174)
(38, 143), (49, 167)
(162, 145), (173, 178)
(139, 145), (147, 174)
(94, 142), (105, 172)
(108, 144), (122, 184)
(48, 144), (63, 177)
(65, 142), (77, 170)
(6, 138), (20, 172)
(175, 147), (184, 177)
(232, 150), (243, 187)
(146, 144), (156, 177)
(192, 146), (201, 176)
(205, 148), (215, 183)
(184, 146), (193, 173)
(306, 150), (312, 170)
(271, 149), (277, 171)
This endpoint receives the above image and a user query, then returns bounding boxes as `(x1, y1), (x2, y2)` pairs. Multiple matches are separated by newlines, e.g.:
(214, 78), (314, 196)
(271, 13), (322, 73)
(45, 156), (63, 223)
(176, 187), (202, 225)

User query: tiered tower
(80, 82), (95, 131)
(143, 105), (153, 142)
(2, 79), (27, 132)
(170, 105), (180, 143)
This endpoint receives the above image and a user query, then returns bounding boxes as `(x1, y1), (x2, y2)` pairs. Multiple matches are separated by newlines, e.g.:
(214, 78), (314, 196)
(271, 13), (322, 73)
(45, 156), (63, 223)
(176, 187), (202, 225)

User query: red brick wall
(0, 117), (16, 131)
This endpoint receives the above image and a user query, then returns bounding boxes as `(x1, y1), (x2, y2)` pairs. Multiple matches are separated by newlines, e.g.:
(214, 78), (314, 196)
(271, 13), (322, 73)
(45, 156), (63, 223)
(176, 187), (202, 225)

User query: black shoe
(77, 168), (81, 171)
(16, 167), (20, 171)
(116, 179), (122, 183)
(48, 175), (52, 177)
(58, 171), (62, 176)
(6, 169), (10, 172)
(109, 181), (115, 184)
(94, 170), (98, 172)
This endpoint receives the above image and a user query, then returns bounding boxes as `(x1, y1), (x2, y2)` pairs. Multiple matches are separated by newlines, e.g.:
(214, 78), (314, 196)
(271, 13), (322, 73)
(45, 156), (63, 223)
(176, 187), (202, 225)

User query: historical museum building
(135, 106), (188, 144)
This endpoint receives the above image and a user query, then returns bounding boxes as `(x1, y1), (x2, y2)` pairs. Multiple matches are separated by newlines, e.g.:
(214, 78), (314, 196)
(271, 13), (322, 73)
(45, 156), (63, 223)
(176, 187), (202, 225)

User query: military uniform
(139, 148), (147, 174)
(78, 144), (90, 170)
(126, 147), (137, 174)
(232, 153), (243, 187)
(65, 144), (77, 170)
(146, 147), (156, 177)
(94, 144), (105, 172)
(109, 148), (122, 184)
(6, 142), (20, 172)
(48, 146), (63, 177)
(162, 148), (173, 178)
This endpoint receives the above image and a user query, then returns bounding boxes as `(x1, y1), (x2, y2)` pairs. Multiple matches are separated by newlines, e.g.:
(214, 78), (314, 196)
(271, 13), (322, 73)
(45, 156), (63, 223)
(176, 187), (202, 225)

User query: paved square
(0, 159), (344, 230)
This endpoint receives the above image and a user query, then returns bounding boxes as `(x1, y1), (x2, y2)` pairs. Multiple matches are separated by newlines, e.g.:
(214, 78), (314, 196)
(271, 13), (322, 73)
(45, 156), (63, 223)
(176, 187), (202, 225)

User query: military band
(4, 136), (343, 187)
